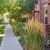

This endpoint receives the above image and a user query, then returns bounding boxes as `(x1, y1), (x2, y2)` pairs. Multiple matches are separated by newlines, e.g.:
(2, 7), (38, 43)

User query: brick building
(34, 0), (50, 44)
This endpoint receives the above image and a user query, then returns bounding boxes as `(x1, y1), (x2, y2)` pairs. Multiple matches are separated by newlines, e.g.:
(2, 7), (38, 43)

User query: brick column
(48, 1), (50, 24)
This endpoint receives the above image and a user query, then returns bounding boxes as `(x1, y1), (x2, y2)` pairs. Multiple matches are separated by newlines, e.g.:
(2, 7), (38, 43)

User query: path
(0, 25), (23, 50)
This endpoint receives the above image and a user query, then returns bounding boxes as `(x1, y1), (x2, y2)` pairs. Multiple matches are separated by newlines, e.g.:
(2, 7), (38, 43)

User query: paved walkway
(0, 25), (23, 50)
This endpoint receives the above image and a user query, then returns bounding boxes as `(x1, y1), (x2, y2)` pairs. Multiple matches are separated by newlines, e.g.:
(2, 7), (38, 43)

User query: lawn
(0, 25), (5, 46)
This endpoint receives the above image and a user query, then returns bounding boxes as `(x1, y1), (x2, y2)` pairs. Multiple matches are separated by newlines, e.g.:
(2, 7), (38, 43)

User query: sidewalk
(0, 25), (23, 50)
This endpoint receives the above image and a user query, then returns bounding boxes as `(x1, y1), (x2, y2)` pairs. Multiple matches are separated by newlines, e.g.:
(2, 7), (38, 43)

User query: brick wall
(48, 0), (50, 3)
(48, 5), (50, 24)
(42, 24), (46, 37)
(40, 3), (44, 23)
(46, 25), (50, 38)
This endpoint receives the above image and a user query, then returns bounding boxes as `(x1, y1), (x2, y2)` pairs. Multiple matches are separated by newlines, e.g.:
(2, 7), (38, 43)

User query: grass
(20, 18), (44, 50)
(0, 25), (5, 46)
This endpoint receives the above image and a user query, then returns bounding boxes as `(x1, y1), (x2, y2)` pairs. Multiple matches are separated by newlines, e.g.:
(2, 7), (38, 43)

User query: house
(33, 0), (50, 45)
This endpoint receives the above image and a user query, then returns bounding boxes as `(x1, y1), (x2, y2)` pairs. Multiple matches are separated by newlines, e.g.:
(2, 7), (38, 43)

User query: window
(44, 7), (48, 24)
(45, 17), (48, 24)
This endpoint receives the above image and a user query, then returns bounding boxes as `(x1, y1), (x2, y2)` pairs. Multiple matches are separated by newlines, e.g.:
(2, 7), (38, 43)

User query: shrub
(20, 18), (44, 50)
(17, 17), (28, 22)
(12, 22), (26, 36)
(12, 17), (28, 36)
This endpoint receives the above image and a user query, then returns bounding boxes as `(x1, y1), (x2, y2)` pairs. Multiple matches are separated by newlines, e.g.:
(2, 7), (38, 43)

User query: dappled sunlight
(0, 14), (3, 19)
(0, 25), (5, 27)
(4, 12), (10, 16)
(0, 34), (5, 37)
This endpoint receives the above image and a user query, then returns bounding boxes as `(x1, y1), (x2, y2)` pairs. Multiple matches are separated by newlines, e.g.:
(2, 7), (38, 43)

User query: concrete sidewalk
(0, 25), (23, 50)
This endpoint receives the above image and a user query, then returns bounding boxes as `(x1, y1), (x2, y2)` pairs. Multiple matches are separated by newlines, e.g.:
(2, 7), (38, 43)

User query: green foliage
(0, 37), (2, 45)
(20, 19), (44, 50)
(0, 25), (5, 34)
(19, 0), (38, 14)
(12, 17), (28, 36)
(20, 26), (44, 50)
(0, 0), (38, 20)
(17, 17), (28, 22)
(0, 25), (5, 45)
(13, 22), (26, 36)
(0, 0), (16, 14)
(12, 18), (44, 50)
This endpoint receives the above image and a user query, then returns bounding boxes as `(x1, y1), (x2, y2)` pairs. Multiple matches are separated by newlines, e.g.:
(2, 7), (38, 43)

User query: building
(34, 0), (50, 45)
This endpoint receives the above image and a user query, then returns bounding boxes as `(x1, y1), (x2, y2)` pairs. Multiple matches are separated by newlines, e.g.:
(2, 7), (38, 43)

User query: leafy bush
(12, 22), (26, 36)
(12, 17), (28, 36)
(17, 17), (28, 22)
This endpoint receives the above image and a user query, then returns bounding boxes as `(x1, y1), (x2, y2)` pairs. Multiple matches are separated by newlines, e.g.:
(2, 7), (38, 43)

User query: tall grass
(20, 18), (44, 50)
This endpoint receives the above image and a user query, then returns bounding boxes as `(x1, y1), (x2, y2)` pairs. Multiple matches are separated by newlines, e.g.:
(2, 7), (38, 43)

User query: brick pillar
(48, 1), (50, 24)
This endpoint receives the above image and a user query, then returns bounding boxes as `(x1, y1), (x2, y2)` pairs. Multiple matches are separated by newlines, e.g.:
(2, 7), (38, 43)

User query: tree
(0, 0), (4, 14)
(10, 0), (38, 20)
(0, 0), (38, 20)
(19, 0), (38, 14)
